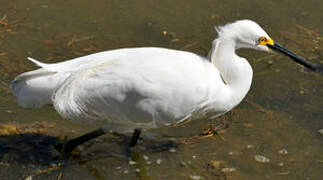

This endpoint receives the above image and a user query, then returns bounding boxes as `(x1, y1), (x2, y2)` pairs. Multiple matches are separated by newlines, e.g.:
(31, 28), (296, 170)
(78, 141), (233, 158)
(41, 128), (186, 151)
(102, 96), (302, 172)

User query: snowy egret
(11, 20), (320, 153)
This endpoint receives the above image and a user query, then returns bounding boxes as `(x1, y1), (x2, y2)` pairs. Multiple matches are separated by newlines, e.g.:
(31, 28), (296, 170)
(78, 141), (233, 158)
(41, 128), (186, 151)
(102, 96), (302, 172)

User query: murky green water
(0, 0), (322, 179)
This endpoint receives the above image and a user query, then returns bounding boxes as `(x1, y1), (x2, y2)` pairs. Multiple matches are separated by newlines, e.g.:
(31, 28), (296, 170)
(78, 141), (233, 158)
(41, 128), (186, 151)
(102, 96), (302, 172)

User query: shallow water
(0, 0), (322, 179)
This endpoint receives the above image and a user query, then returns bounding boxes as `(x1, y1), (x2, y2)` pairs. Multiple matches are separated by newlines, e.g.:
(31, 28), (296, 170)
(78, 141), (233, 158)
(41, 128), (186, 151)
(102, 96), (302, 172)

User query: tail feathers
(10, 58), (57, 108)
(10, 79), (52, 108)
(12, 68), (56, 84)
(27, 57), (49, 68)
(27, 57), (67, 73)
(12, 57), (58, 83)
(10, 71), (55, 108)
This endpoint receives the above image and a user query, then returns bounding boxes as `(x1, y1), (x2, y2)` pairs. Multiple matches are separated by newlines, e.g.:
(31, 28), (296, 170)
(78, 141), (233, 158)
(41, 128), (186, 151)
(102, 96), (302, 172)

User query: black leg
(55, 128), (107, 154)
(128, 129), (141, 148)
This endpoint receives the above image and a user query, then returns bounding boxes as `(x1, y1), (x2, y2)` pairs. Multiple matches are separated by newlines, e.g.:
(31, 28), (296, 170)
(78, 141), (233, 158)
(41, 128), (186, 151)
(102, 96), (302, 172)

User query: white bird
(11, 19), (316, 153)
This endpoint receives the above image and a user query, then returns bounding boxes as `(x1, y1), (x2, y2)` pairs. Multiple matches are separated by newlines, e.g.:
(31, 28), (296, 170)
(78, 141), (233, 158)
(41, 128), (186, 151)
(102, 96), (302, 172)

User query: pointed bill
(257, 36), (322, 73)
(267, 43), (320, 72)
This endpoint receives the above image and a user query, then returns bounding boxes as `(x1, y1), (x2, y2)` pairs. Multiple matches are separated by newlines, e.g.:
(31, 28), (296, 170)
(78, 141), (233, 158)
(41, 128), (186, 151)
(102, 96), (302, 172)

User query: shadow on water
(0, 133), (59, 165)
(0, 130), (181, 158)
(0, 133), (65, 179)
(0, 130), (183, 179)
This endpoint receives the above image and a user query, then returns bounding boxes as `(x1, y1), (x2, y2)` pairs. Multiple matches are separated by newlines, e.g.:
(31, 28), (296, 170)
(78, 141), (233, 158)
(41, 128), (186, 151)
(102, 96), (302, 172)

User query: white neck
(208, 37), (253, 106)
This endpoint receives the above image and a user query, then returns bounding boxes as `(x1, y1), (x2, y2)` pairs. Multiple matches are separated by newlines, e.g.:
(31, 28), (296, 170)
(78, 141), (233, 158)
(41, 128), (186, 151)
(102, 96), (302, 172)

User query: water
(0, 0), (322, 179)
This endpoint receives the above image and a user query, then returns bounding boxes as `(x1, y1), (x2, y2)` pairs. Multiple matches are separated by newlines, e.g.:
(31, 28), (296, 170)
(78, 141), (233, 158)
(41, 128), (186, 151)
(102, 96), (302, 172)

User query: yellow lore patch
(258, 36), (274, 45)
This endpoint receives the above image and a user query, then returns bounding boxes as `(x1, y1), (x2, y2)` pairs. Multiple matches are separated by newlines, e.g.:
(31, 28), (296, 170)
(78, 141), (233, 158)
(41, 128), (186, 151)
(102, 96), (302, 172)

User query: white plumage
(11, 20), (273, 133)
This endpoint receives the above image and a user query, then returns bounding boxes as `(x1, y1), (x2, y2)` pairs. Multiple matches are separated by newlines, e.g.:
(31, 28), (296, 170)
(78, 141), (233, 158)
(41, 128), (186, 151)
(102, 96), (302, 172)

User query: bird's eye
(258, 37), (267, 42)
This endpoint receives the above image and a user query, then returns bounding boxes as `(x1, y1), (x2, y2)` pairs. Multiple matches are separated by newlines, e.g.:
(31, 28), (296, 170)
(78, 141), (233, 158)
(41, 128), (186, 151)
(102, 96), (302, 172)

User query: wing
(52, 48), (219, 132)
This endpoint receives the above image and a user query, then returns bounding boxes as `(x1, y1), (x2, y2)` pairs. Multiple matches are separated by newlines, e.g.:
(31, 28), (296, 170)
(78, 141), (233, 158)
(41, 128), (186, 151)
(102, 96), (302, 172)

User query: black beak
(267, 43), (323, 73)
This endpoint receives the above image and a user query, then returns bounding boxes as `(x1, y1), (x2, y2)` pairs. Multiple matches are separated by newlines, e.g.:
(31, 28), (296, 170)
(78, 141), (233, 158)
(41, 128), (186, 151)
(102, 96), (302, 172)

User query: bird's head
(216, 19), (273, 51)
(216, 19), (321, 72)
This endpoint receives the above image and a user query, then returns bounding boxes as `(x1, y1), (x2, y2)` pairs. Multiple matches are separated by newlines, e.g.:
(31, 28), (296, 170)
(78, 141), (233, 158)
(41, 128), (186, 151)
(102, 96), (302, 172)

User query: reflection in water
(0, 0), (322, 179)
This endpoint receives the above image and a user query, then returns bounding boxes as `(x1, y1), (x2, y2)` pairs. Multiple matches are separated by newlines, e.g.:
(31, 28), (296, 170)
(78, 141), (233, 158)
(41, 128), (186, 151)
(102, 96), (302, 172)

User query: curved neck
(208, 37), (253, 105)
